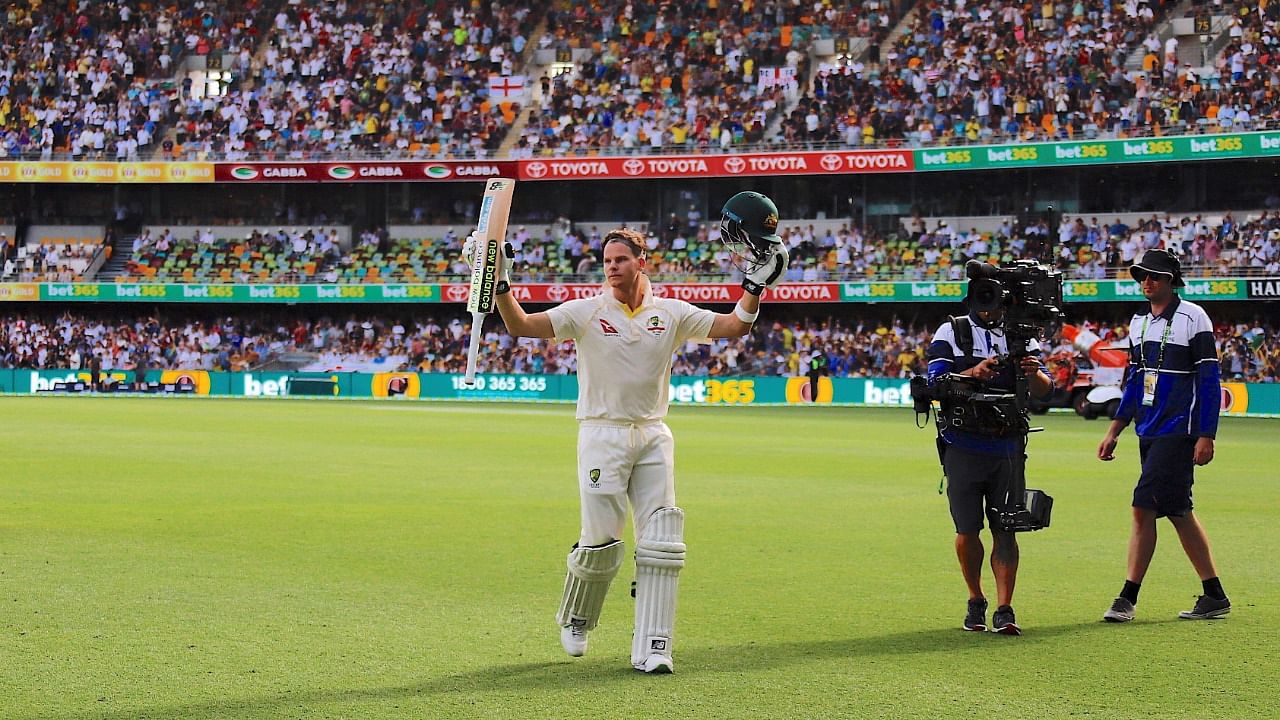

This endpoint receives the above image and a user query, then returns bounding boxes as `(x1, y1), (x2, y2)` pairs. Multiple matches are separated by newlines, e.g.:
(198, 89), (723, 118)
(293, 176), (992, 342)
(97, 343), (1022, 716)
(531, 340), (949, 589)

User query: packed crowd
(515, 1), (905, 156)
(165, 1), (544, 160)
(787, 0), (1280, 148)
(1047, 211), (1280, 277)
(786, 0), (1167, 146)
(894, 210), (1280, 280)
(3, 311), (1277, 384)
(7, 0), (1280, 159)
(0, 0), (269, 159)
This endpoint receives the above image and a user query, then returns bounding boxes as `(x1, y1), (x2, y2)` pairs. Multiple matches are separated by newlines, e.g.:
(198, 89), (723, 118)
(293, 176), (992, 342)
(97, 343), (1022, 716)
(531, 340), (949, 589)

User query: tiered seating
(102, 207), (1280, 285)
(123, 229), (336, 282)
(339, 240), (442, 283)
(1, 237), (108, 281)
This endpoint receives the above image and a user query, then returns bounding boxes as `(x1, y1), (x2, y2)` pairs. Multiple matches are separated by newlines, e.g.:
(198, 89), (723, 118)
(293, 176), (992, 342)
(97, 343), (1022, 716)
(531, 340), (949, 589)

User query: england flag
(488, 75), (528, 100)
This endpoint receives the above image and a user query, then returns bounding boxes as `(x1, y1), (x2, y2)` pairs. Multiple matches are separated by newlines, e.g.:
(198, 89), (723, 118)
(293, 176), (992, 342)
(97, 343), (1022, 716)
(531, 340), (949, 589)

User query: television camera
(910, 259), (1064, 532)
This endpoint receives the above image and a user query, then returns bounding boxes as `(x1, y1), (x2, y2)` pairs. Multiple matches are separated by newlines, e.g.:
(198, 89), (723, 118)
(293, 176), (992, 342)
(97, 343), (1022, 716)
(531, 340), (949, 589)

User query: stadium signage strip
(31, 283), (441, 302)
(213, 161), (520, 182)
(839, 279), (1252, 302)
(2, 133), (1278, 185)
(912, 132), (1280, 171)
(439, 283), (844, 303)
(516, 150), (914, 180)
(3, 370), (1277, 415)
(0, 162), (214, 183)
(7, 279), (1264, 303)
(1247, 278), (1280, 298)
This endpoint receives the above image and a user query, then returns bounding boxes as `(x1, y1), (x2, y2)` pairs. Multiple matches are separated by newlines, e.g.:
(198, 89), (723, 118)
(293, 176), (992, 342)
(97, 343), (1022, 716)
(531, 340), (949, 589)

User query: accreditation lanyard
(1138, 314), (1173, 407)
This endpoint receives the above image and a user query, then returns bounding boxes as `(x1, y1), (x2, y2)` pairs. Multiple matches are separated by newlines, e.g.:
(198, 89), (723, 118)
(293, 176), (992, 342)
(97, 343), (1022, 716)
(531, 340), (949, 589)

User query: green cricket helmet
(720, 191), (782, 273)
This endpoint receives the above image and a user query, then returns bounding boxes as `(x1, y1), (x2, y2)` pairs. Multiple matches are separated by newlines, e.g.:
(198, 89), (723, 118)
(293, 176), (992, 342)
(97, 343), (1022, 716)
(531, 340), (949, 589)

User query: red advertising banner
(438, 283), (841, 304)
(214, 160), (519, 182)
(212, 152), (912, 183)
(517, 150), (913, 181)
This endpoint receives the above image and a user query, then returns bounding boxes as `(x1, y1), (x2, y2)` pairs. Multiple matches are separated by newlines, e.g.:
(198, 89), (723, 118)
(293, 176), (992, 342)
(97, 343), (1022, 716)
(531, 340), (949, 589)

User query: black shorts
(943, 445), (1016, 534)
(1133, 436), (1196, 518)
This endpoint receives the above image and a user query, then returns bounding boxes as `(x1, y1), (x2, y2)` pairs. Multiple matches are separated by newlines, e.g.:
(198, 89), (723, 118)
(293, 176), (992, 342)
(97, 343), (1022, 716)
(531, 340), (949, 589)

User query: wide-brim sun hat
(1130, 248), (1185, 287)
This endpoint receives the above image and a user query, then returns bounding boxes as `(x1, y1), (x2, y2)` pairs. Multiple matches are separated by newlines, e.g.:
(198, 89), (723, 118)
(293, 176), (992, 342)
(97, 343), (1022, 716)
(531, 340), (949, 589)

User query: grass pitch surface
(1, 397), (1275, 719)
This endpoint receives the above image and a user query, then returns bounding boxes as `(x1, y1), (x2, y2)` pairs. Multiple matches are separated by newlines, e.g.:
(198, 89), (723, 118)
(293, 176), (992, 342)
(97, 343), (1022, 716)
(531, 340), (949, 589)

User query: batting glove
(742, 244), (789, 296)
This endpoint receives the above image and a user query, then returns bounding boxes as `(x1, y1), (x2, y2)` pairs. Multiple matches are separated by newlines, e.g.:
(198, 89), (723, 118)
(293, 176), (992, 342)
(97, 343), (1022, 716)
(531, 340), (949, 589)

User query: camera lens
(967, 278), (1005, 312)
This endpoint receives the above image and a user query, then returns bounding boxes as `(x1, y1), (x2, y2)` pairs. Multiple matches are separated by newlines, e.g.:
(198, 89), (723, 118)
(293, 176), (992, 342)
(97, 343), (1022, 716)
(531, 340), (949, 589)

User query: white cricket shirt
(547, 286), (715, 423)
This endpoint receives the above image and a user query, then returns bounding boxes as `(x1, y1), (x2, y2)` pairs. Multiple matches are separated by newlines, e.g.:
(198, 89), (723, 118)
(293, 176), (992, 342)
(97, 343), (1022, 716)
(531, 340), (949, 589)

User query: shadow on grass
(34, 619), (1180, 720)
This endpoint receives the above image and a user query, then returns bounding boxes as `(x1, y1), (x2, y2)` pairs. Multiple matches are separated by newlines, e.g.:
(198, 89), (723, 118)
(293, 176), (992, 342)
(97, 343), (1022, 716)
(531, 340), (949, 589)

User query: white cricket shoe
(639, 654), (674, 674)
(560, 625), (588, 657)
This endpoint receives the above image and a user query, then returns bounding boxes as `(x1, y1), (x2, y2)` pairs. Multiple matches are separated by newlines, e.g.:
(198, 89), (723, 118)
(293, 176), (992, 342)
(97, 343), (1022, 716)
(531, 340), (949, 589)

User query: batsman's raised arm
(495, 285), (554, 338)
(462, 231), (554, 338)
(706, 244), (787, 337)
(707, 191), (790, 338)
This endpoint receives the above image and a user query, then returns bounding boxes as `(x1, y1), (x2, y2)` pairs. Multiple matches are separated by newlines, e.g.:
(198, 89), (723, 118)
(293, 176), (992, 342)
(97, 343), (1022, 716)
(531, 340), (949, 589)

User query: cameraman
(926, 302), (1052, 635)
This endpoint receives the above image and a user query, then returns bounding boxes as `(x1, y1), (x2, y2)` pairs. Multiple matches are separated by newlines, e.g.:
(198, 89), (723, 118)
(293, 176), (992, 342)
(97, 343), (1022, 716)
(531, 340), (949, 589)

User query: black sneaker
(1178, 595), (1231, 620)
(1103, 597), (1136, 623)
(991, 605), (1021, 635)
(963, 598), (988, 632)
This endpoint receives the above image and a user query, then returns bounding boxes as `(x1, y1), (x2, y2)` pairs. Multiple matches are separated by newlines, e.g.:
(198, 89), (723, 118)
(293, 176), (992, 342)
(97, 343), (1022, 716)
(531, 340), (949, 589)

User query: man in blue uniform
(927, 299), (1052, 635)
(1098, 249), (1230, 622)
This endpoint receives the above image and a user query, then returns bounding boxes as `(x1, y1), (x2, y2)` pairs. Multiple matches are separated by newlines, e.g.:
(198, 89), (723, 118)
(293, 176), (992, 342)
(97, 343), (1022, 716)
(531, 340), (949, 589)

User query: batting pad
(631, 507), (686, 667)
(556, 540), (625, 631)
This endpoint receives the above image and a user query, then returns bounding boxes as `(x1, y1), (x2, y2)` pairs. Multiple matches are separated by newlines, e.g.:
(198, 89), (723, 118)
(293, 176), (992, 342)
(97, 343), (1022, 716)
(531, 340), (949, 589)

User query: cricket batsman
(463, 192), (788, 673)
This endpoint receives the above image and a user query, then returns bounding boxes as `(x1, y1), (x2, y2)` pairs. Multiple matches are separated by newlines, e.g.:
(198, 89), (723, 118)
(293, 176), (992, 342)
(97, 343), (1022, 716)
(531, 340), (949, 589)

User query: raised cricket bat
(464, 177), (516, 386)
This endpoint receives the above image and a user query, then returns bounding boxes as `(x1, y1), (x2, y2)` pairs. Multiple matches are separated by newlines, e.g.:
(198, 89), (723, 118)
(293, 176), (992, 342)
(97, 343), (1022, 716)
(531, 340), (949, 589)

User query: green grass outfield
(1, 398), (1275, 720)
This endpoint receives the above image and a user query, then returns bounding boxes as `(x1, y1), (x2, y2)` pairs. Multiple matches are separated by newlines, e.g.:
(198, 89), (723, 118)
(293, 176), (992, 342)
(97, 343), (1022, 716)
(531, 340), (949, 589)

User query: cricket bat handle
(464, 311), (485, 386)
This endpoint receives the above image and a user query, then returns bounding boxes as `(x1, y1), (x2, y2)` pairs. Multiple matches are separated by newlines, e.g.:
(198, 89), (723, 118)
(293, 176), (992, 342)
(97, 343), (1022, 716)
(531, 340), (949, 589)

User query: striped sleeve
(1190, 305), (1220, 438)
(926, 321), (957, 382)
(1114, 318), (1143, 422)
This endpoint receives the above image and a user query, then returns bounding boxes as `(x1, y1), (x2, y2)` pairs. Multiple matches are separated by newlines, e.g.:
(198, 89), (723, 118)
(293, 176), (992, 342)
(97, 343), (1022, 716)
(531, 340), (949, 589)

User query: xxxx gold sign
(0, 162), (214, 183)
(372, 373), (421, 398)
(0, 283), (38, 301)
(159, 370), (212, 394)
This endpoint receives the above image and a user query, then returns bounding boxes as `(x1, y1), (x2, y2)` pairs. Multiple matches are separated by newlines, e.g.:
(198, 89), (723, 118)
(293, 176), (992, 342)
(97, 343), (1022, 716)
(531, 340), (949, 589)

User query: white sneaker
(639, 654), (674, 674)
(560, 625), (588, 657)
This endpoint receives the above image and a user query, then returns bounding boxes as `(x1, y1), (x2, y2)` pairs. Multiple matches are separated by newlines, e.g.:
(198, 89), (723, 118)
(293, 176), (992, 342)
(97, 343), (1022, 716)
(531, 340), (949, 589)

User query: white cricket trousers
(576, 420), (676, 546)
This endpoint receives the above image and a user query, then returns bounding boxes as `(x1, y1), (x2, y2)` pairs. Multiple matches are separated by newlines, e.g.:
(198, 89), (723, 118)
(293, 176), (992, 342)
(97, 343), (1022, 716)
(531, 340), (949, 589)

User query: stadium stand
(74, 208), (1280, 284)
(6, 0), (1280, 159)
(779, 0), (1280, 148)
(165, 1), (546, 160)
(516, 1), (913, 156)
(0, 226), (110, 281)
(3, 310), (1277, 383)
(120, 226), (343, 282)
(0, 0), (271, 159)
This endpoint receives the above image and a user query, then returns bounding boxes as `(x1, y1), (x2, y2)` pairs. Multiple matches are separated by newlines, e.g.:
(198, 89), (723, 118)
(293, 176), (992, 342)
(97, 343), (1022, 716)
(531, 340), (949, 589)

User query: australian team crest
(763, 213), (778, 233)
(645, 315), (667, 336)
(589, 468), (601, 488)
